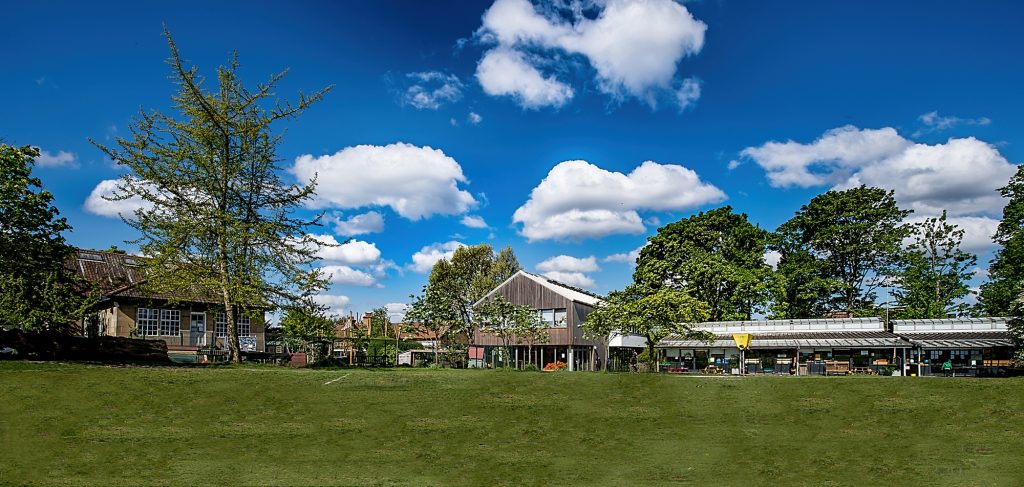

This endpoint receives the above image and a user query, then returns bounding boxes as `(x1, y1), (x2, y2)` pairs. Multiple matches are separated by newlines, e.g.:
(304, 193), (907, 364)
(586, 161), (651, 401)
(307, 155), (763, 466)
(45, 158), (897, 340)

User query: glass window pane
(554, 309), (567, 328)
(541, 309), (554, 326)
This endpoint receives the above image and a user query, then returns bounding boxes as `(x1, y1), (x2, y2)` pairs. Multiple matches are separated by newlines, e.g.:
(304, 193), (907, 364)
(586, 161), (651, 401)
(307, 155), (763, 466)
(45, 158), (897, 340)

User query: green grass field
(2, 362), (1023, 486)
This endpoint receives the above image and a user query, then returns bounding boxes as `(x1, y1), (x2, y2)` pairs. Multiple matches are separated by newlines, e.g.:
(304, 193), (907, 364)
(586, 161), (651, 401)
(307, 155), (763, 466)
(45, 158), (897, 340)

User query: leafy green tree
(405, 283), (459, 366)
(773, 186), (912, 315)
(280, 299), (337, 362)
(893, 212), (976, 318)
(0, 144), (91, 331)
(93, 31), (332, 362)
(980, 165), (1024, 316)
(581, 285), (711, 371)
(635, 206), (772, 321)
(419, 244), (522, 364)
(474, 295), (538, 369)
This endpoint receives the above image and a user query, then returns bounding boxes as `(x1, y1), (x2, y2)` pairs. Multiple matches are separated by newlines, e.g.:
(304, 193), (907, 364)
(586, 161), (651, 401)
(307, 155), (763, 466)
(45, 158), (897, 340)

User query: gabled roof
(473, 270), (604, 307)
(69, 248), (222, 304)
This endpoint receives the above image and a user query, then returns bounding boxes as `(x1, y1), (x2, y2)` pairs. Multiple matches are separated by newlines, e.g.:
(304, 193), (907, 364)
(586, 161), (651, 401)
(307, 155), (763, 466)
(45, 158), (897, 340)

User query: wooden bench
(824, 361), (850, 376)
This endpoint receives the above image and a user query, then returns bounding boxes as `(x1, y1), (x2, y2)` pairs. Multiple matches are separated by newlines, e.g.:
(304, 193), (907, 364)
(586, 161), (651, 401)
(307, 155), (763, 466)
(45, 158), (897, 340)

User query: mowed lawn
(2, 362), (1023, 486)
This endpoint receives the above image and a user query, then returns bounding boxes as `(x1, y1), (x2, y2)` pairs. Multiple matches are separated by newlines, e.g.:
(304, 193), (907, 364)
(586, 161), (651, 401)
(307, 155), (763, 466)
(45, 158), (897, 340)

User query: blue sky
(3, 0), (1023, 318)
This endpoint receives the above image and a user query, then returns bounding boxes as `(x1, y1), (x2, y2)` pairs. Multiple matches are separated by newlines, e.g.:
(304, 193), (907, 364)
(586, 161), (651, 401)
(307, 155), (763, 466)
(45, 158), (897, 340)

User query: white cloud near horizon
(313, 294), (350, 316)
(513, 160), (726, 241)
(741, 125), (1017, 252)
(409, 241), (467, 273)
(291, 143), (477, 220)
(475, 0), (707, 110)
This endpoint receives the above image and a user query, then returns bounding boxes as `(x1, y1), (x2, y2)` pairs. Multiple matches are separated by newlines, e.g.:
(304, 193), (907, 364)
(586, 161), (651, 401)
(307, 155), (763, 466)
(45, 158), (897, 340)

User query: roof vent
(78, 252), (103, 261)
(124, 258), (141, 266)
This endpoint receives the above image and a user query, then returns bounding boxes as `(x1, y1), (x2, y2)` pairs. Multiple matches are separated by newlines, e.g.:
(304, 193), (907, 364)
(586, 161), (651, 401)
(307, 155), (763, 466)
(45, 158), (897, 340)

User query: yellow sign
(733, 333), (752, 350)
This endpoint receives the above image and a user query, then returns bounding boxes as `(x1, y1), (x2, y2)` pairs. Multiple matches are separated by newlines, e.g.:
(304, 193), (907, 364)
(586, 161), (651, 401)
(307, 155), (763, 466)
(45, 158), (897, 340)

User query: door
(190, 313), (206, 346)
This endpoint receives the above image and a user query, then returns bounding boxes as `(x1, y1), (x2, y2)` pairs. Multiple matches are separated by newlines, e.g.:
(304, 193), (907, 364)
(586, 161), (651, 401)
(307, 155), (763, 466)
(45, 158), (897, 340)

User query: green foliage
(410, 244), (522, 366)
(91, 31), (332, 362)
(279, 299), (336, 362)
(772, 186), (911, 316)
(474, 295), (540, 368)
(582, 285), (711, 370)
(980, 164), (1024, 316)
(893, 211), (976, 318)
(636, 206), (773, 321)
(0, 144), (91, 332)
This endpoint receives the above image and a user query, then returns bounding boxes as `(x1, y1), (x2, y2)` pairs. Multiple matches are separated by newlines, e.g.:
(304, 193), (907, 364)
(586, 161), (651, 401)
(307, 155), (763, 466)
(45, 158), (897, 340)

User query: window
(215, 312), (251, 337)
(160, 309), (181, 336)
(536, 308), (568, 328)
(554, 309), (567, 328)
(238, 314), (251, 337)
(137, 308), (159, 336)
(215, 313), (227, 337)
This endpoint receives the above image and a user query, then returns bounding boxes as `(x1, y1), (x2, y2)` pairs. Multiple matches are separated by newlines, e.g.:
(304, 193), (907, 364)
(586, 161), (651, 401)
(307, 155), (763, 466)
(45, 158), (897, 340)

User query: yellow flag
(733, 333), (752, 350)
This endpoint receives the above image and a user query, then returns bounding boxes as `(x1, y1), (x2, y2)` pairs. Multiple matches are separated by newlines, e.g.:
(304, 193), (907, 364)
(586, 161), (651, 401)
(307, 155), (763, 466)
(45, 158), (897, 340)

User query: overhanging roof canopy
(659, 331), (912, 349)
(899, 332), (1012, 349)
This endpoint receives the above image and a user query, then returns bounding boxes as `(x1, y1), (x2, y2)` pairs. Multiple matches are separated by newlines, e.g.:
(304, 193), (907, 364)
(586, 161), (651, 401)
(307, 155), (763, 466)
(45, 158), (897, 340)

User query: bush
(520, 363), (539, 372)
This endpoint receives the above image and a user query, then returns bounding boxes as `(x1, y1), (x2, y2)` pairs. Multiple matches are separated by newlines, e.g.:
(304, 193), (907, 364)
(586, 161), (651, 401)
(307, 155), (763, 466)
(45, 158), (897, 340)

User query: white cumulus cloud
(321, 265), (378, 287)
(312, 294), (350, 316)
(604, 244), (647, 265)
(741, 125), (1018, 252)
(83, 179), (152, 218)
(309, 235), (381, 266)
(328, 211), (385, 236)
(35, 149), (78, 168)
(536, 255), (600, 289)
(409, 241), (467, 273)
(513, 159), (726, 241)
(476, 47), (574, 109)
(291, 143), (477, 220)
(541, 271), (596, 289)
(475, 0), (706, 109)
(460, 215), (489, 228)
(537, 255), (599, 273)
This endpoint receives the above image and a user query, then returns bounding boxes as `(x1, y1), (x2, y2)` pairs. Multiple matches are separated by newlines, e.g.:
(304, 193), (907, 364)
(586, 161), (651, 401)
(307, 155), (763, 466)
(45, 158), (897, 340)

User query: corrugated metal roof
(695, 317), (884, 333)
(892, 317), (1010, 332)
(68, 249), (222, 304)
(898, 331), (1013, 349)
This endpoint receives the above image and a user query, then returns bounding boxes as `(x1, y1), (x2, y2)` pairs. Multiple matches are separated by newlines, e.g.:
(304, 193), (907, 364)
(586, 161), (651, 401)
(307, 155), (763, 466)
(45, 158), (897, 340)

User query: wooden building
(472, 270), (608, 371)
(70, 249), (266, 359)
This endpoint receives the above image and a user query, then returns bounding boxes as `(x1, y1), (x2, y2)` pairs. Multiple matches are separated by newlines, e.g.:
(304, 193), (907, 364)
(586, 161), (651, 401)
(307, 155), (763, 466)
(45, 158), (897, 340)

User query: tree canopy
(0, 144), (90, 332)
(772, 186), (911, 316)
(893, 211), (976, 318)
(582, 285), (711, 369)
(93, 31), (332, 362)
(635, 206), (772, 321)
(979, 164), (1024, 316)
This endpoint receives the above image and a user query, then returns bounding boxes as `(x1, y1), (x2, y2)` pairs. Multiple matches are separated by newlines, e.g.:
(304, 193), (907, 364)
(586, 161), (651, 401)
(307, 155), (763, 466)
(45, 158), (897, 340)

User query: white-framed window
(238, 314), (251, 337)
(215, 313), (228, 337)
(137, 308), (159, 336)
(215, 312), (251, 337)
(160, 309), (181, 336)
